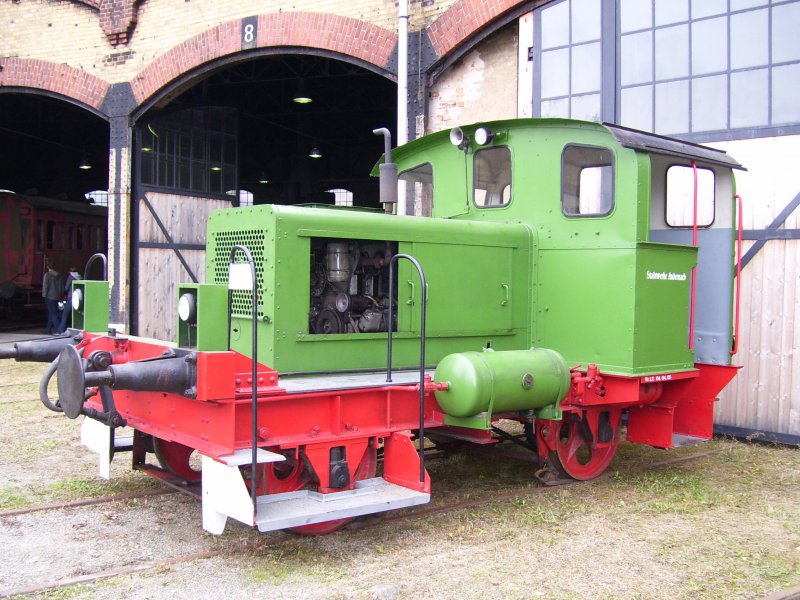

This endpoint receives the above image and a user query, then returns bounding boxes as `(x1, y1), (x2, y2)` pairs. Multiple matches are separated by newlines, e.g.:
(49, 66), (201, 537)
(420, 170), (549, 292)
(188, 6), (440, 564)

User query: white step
(217, 448), (285, 466)
(671, 433), (708, 448)
(254, 477), (430, 532)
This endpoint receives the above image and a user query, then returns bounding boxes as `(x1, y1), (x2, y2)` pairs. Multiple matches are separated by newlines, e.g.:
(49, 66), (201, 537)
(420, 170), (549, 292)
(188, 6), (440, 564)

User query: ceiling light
(308, 147), (322, 159)
(78, 157), (92, 170)
(258, 172), (269, 184)
(210, 165), (222, 172)
(293, 79), (313, 104)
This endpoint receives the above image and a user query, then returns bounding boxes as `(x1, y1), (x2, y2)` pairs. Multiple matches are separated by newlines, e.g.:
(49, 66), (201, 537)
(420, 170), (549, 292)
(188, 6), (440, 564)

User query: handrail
(386, 253), (428, 484)
(226, 244), (260, 515)
(83, 253), (108, 281)
(688, 160), (699, 349)
(732, 194), (744, 355)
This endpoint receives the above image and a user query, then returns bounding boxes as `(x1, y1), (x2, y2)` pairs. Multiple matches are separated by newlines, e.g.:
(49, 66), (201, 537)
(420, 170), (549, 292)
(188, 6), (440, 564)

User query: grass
(0, 472), (159, 511)
(0, 359), (797, 599)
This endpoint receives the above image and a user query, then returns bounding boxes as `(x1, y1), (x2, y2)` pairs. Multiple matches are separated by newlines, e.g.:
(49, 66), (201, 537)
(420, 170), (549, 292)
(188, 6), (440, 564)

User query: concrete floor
(0, 327), (52, 347)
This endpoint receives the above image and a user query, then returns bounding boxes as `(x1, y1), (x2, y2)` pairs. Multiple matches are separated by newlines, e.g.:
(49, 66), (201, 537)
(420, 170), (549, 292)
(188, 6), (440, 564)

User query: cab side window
(665, 165), (715, 227)
(399, 163), (434, 217)
(562, 145), (614, 217)
(474, 147), (511, 208)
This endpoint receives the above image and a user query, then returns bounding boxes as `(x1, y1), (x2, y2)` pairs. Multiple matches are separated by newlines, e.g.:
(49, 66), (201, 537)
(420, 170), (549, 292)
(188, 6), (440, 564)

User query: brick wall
(0, 0), (467, 86)
(427, 24), (519, 133)
(0, 0), (529, 107)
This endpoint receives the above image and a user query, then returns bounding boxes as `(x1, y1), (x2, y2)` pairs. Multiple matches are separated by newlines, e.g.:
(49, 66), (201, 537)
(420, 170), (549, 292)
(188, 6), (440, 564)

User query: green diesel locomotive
(2, 118), (742, 534)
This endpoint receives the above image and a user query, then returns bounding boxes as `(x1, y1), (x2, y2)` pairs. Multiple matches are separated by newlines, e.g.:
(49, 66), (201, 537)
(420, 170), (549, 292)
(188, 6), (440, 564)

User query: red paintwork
(626, 363), (739, 448)
(732, 194), (744, 356)
(78, 332), (441, 493)
(536, 408), (623, 480)
(0, 192), (106, 307)
(77, 331), (735, 499)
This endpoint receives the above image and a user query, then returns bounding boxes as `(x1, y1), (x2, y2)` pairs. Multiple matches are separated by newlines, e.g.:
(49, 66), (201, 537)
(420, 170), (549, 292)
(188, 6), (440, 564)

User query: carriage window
(46, 221), (55, 249)
(666, 165), (715, 227)
(474, 147), (511, 208)
(400, 163), (433, 216)
(562, 145), (614, 217)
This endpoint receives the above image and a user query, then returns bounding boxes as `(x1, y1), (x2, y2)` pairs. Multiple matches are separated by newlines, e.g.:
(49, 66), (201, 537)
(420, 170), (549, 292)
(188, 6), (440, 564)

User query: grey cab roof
(603, 123), (745, 170)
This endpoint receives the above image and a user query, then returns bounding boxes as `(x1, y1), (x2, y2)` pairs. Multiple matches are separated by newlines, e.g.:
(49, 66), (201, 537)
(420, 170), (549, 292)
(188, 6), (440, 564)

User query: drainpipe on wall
(396, 0), (409, 216)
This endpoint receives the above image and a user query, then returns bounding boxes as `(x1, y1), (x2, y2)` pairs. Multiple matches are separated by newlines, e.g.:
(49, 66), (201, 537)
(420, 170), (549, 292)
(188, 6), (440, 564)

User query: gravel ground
(0, 353), (798, 600)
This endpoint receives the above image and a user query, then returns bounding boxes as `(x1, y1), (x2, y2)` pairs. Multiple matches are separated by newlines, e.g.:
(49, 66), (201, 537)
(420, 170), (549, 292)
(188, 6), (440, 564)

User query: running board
(254, 477), (430, 532)
(201, 451), (430, 534)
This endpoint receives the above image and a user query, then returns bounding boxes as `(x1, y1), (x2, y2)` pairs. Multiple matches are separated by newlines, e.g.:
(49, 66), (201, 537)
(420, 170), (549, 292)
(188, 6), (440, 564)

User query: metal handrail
(386, 253), (427, 484)
(83, 253), (108, 281)
(226, 244), (260, 515)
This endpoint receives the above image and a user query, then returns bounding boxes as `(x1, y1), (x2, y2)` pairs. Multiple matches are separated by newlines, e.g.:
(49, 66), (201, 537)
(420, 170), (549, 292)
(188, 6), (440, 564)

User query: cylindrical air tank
(433, 348), (571, 418)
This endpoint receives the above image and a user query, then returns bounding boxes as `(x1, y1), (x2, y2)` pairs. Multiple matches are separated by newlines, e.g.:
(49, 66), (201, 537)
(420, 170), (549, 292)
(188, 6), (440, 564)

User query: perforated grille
(211, 229), (266, 318)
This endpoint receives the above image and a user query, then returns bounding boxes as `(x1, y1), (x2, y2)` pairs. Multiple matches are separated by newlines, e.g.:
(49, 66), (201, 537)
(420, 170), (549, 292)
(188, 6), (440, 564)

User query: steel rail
(0, 448), (723, 598)
(0, 487), (177, 518)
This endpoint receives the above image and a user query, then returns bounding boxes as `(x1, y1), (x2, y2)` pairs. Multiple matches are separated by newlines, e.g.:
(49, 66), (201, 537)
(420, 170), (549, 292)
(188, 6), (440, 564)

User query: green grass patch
(0, 486), (30, 510)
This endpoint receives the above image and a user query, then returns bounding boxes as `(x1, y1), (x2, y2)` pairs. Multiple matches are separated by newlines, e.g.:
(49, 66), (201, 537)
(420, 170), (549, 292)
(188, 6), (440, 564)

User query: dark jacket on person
(42, 269), (62, 301)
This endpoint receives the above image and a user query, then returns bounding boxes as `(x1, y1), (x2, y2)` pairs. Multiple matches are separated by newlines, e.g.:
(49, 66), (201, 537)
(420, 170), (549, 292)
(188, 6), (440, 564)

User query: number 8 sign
(241, 16), (257, 50)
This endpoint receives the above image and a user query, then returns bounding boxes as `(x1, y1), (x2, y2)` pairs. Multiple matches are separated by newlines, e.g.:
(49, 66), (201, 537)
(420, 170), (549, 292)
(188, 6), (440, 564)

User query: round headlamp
(71, 288), (83, 312)
(474, 127), (495, 146)
(178, 292), (197, 324)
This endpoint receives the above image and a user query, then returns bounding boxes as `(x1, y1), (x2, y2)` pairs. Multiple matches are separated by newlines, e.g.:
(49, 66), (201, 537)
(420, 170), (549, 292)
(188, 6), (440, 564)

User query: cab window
(665, 165), (715, 227)
(474, 147), (511, 208)
(562, 145), (614, 217)
(399, 163), (433, 216)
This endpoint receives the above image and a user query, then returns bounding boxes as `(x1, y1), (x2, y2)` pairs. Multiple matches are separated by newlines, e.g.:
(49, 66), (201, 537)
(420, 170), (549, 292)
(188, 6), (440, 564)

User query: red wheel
(261, 446), (378, 535)
(153, 438), (202, 482)
(547, 412), (620, 481)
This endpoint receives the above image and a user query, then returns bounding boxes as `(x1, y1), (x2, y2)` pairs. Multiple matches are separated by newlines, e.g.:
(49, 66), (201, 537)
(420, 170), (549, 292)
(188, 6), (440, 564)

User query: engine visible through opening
(308, 238), (398, 335)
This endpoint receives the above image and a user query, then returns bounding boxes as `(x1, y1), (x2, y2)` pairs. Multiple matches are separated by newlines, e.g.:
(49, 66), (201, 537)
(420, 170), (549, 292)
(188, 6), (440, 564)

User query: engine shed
(0, 0), (798, 443)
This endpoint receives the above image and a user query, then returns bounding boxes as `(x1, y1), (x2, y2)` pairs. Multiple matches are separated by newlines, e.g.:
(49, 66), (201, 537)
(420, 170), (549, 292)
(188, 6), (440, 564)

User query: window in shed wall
(531, 0), (800, 138)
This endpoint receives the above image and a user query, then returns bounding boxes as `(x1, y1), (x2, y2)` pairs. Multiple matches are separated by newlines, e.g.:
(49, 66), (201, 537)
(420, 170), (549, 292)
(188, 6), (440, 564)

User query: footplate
(254, 477), (430, 532)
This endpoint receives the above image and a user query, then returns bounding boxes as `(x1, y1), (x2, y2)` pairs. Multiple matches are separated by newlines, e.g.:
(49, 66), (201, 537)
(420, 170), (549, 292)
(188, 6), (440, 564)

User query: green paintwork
(206, 206), (532, 373)
(387, 118), (734, 376)
(193, 118), (738, 426)
(72, 280), (109, 333)
(177, 283), (229, 351)
(433, 348), (570, 418)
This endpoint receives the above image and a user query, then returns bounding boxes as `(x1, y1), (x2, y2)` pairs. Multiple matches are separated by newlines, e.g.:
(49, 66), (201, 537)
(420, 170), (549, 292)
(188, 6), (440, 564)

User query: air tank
(433, 348), (571, 418)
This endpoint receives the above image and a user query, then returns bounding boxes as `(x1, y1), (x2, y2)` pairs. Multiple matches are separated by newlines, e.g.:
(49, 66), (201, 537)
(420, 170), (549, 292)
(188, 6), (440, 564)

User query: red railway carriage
(0, 191), (107, 313)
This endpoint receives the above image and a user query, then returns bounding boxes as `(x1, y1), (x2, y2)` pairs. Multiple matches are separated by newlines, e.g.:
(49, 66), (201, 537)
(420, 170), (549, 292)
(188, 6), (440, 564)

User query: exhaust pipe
(373, 127), (398, 214)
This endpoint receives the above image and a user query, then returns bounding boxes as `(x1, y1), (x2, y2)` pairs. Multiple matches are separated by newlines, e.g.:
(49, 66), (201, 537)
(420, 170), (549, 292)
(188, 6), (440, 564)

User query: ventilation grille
(211, 229), (266, 319)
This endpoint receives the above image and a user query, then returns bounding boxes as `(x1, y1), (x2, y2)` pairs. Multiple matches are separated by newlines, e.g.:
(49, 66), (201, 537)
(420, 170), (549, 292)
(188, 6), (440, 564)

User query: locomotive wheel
(263, 446), (378, 535)
(547, 413), (620, 481)
(153, 438), (202, 482)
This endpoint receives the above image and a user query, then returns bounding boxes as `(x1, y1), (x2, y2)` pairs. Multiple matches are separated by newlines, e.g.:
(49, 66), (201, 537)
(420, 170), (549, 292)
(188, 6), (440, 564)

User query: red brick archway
(0, 58), (110, 114)
(131, 12), (398, 106)
(427, 0), (531, 60)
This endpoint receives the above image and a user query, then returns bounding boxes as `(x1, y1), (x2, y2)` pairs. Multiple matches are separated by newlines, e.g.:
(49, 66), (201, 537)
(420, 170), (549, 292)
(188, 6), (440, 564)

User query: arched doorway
(130, 53), (397, 339)
(0, 93), (109, 321)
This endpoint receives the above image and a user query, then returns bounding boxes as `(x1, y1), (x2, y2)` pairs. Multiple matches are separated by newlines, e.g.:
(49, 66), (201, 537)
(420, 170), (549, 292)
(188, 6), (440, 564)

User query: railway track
(0, 446), (722, 598)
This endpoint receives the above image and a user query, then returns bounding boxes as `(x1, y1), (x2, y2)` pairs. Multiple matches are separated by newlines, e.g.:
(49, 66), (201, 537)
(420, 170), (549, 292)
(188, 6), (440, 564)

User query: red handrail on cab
(731, 194), (743, 356)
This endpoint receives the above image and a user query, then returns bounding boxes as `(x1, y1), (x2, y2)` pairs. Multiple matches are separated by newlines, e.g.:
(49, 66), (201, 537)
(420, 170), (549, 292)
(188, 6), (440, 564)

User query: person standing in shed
(42, 261), (62, 335)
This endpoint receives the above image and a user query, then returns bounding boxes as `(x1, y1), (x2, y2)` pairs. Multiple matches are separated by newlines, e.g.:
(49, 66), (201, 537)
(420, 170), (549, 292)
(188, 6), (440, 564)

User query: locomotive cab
(391, 119), (742, 377)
